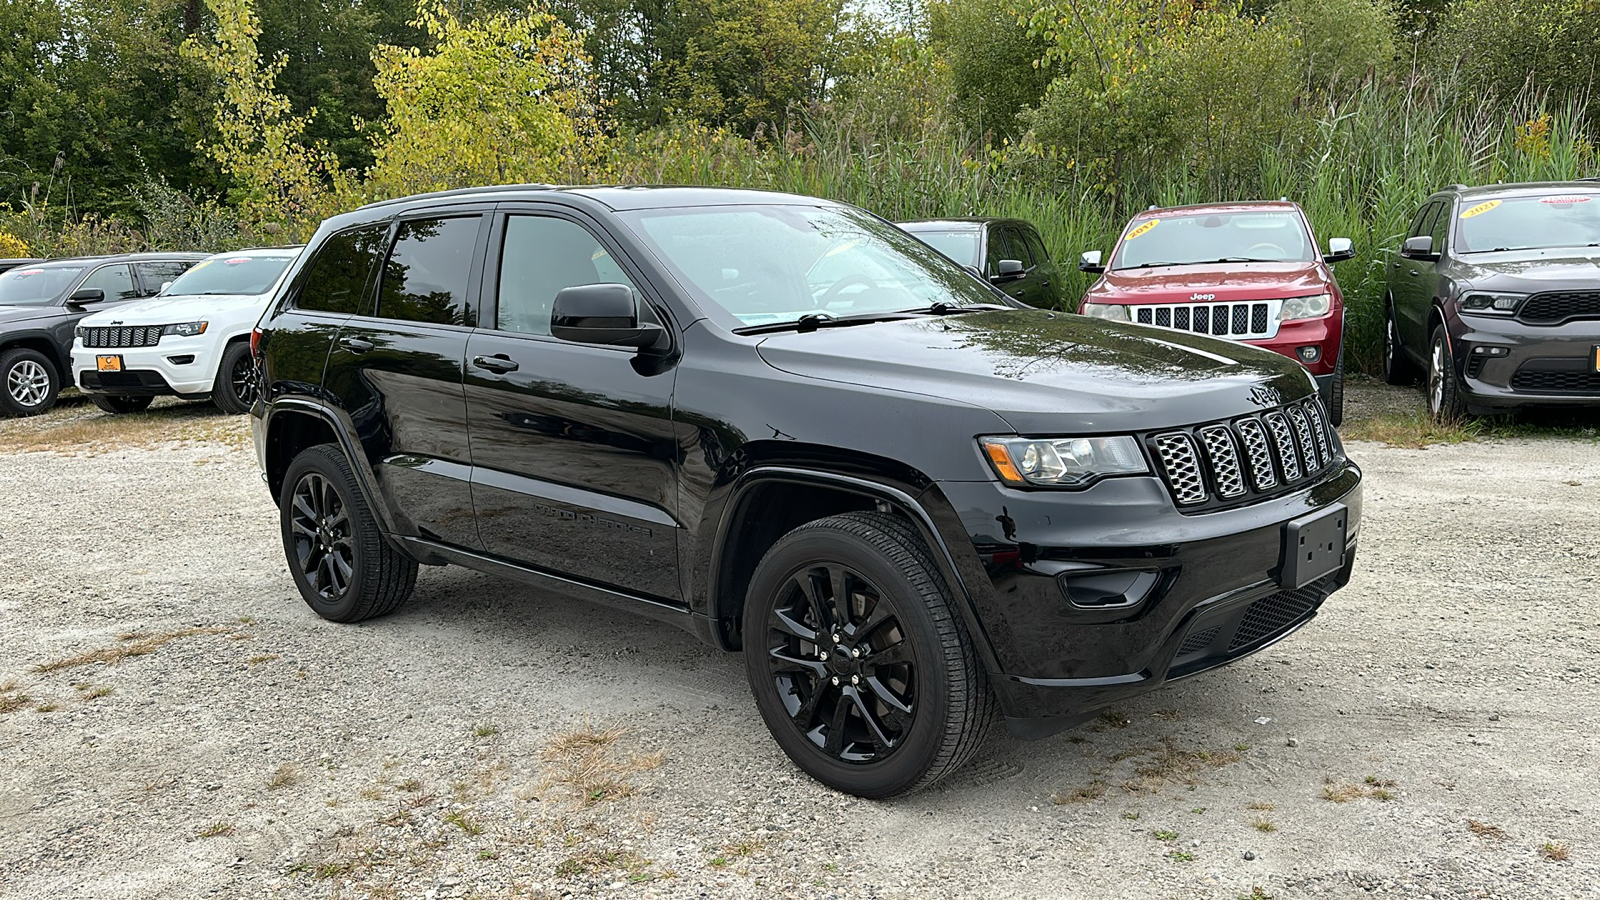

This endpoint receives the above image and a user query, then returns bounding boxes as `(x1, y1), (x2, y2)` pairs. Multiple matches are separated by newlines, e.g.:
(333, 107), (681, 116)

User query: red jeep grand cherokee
(1077, 202), (1355, 424)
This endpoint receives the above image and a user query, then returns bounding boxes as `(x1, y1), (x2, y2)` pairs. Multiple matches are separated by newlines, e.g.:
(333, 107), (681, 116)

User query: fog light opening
(1297, 345), (1321, 364)
(1469, 346), (1510, 357)
(167, 355), (196, 365)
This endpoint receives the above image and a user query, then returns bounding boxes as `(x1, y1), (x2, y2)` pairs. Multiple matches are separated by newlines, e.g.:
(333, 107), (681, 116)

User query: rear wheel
(280, 444), (417, 622)
(90, 395), (154, 415)
(1428, 324), (1467, 422)
(212, 341), (258, 415)
(0, 347), (59, 417)
(742, 511), (995, 798)
(1382, 302), (1415, 385)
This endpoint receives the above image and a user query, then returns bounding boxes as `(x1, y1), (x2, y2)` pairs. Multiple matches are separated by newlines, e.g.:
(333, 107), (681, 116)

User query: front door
(465, 209), (681, 602)
(1392, 201), (1441, 351)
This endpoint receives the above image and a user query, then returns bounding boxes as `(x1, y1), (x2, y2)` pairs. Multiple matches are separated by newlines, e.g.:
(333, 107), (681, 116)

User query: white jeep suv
(73, 247), (300, 414)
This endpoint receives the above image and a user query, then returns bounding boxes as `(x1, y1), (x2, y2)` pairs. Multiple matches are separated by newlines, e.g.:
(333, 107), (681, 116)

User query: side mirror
(990, 259), (1025, 282)
(66, 287), (105, 308)
(550, 283), (665, 350)
(160, 281), (174, 293)
(1400, 235), (1437, 260)
(1323, 237), (1355, 263)
(1079, 250), (1105, 273)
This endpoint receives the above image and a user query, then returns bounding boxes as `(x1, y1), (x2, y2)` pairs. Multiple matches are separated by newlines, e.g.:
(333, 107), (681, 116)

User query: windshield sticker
(1125, 219), (1160, 240)
(16, 269), (45, 276)
(224, 257), (252, 264)
(1460, 200), (1501, 219)
(1540, 195), (1593, 205)
(188, 259), (214, 272)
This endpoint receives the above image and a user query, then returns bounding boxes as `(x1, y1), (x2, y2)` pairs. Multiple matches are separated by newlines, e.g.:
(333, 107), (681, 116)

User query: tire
(280, 443), (417, 622)
(212, 341), (258, 415)
(1325, 345), (1345, 427)
(0, 347), (60, 417)
(742, 510), (995, 798)
(1427, 324), (1467, 422)
(90, 395), (154, 414)
(1382, 302), (1416, 385)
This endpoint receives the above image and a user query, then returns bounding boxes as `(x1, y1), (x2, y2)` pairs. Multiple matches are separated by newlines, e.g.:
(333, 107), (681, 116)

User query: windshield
(1112, 211), (1314, 269)
(620, 205), (1000, 328)
(165, 254), (295, 296)
(1455, 193), (1600, 253)
(0, 266), (84, 306)
(905, 229), (980, 268)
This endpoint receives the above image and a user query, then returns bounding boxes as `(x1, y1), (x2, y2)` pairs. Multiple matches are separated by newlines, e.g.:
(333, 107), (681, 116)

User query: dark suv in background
(898, 217), (1063, 308)
(253, 185), (1360, 798)
(0, 252), (206, 416)
(1384, 180), (1600, 419)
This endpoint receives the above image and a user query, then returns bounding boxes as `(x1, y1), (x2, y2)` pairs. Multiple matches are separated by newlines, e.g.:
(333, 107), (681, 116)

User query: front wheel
(90, 395), (154, 415)
(280, 444), (417, 622)
(212, 341), (258, 415)
(1428, 324), (1467, 422)
(1383, 303), (1416, 385)
(0, 347), (59, 417)
(742, 511), (995, 798)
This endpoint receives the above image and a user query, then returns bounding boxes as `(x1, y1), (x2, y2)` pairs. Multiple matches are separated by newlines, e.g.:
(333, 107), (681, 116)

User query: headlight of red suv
(1278, 294), (1331, 322)
(1080, 303), (1132, 321)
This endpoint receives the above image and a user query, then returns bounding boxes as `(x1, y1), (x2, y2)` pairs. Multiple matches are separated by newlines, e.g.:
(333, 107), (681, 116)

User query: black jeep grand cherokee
(252, 186), (1362, 798)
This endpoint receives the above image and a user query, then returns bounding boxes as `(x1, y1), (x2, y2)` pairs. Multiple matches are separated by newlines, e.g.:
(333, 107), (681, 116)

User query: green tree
(928, 0), (1054, 140)
(1440, 0), (1600, 118)
(1271, 0), (1396, 91)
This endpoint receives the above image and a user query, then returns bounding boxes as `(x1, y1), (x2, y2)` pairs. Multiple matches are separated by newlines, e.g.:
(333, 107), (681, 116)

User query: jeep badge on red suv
(1077, 202), (1355, 424)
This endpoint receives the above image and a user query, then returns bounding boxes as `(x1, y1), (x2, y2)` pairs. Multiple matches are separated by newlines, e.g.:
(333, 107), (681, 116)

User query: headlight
(979, 436), (1148, 488)
(162, 321), (208, 336)
(1080, 303), (1131, 321)
(1460, 292), (1526, 315)
(1278, 294), (1332, 322)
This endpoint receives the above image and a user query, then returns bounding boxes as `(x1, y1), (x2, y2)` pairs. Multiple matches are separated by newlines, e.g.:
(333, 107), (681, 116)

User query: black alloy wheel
(1382, 301), (1415, 385)
(763, 561), (918, 763)
(743, 511), (994, 798)
(1428, 324), (1467, 422)
(213, 341), (258, 415)
(289, 470), (355, 601)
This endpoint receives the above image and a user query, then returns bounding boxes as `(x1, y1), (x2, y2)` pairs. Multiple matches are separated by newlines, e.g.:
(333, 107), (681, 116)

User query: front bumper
(1449, 314), (1600, 410)
(1245, 315), (1341, 377)
(73, 336), (221, 397)
(931, 459), (1361, 738)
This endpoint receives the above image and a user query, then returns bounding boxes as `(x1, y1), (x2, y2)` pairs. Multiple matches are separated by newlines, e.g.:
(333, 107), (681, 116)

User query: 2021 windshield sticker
(1460, 200), (1501, 219)
(1540, 195), (1593, 205)
(1125, 219), (1160, 240)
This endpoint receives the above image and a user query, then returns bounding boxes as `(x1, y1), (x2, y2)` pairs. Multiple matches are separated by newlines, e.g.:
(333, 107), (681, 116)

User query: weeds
(541, 723), (664, 806)
(444, 811), (484, 835)
(1123, 742), (1244, 794)
(267, 764), (298, 790)
(1253, 820), (1278, 833)
(1468, 819), (1507, 840)
(34, 626), (227, 673)
(1153, 830), (1180, 842)
(1050, 781), (1106, 804)
(0, 682), (31, 714)
(196, 821), (235, 838)
(1323, 775), (1398, 803)
(472, 723), (500, 738)
(1540, 842), (1570, 862)
(1167, 850), (1196, 862)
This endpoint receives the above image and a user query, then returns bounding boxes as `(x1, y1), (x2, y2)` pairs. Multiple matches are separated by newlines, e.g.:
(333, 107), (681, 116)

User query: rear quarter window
(294, 224), (389, 315)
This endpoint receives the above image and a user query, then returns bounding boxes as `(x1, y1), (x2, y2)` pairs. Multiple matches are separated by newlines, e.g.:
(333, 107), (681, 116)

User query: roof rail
(1278, 196), (1289, 202)
(1147, 205), (1158, 211)
(355, 183), (558, 212)
(1448, 183), (1469, 190)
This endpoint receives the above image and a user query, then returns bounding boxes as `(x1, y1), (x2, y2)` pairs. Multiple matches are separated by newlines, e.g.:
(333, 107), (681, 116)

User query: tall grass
(606, 77), (1595, 374)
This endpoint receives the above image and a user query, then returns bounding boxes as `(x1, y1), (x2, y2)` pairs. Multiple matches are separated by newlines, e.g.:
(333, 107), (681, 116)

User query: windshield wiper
(734, 310), (921, 335)
(1213, 257), (1279, 263)
(910, 301), (1014, 315)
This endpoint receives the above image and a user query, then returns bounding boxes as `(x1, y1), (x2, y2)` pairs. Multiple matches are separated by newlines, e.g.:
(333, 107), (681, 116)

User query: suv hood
(756, 309), (1315, 434)
(0, 304), (59, 327)
(1086, 261), (1328, 304)
(79, 292), (269, 325)
(1454, 247), (1600, 291)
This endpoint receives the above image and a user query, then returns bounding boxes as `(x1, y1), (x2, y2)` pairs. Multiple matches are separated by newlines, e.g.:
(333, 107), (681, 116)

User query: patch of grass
(1323, 775), (1397, 803)
(309, 861), (352, 880)
(77, 684), (114, 700)
(246, 654), (279, 665)
(1468, 819), (1506, 840)
(1253, 820), (1277, 833)
(554, 847), (652, 879)
(472, 723), (500, 738)
(196, 821), (235, 838)
(541, 723), (664, 806)
(1191, 807), (1206, 815)
(477, 850), (499, 861)
(1122, 742), (1244, 794)
(1122, 812), (1140, 821)
(707, 856), (728, 868)
(1166, 850), (1195, 862)
(397, 778), (423, 792)
(34, 626), (227, 673)
(0, 404), (251, 455)
(1540, 842), (1570, 862)
(1239, 888), (1273, 900)
(267, 764), (298, 790)
(1246, 801), (1276, 811)
(0, 682), (32, 714)
(444, 811), (484, 835)
(1151, 708), (1181, 721)
(717, 839), (765, 860)
(1050, 780), (1106, 804)
(34, 701), (59, 712)
(1093, 709), (1132, 730)
(1342, 408), (1600, 449)
(1152, 830), (1180, 842)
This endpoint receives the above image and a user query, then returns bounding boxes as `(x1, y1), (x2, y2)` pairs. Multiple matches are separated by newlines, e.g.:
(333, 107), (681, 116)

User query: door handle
(339, 336), (374, 353)
(1408, 269), (1420, 277)
(472, 354), (519, 374)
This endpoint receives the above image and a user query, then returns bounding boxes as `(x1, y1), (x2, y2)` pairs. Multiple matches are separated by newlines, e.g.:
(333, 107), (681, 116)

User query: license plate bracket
(96, 355), (123, 373)
(1280, 503), (1348, 589)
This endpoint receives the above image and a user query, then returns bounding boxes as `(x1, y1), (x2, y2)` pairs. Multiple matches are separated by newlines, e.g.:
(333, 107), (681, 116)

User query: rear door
(464, 207), (682, 602)
(321, 209), (489, 549)
(1017, 225), (1061, 307)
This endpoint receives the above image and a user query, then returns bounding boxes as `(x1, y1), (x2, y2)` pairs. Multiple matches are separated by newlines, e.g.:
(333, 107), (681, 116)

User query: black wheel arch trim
(261, 397), (405, 541)
(706, 465), (1005, 678)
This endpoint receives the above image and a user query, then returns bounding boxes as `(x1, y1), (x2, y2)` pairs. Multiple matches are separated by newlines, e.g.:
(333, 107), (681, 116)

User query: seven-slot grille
(1516, 291), (1600, 326)
(1132, 300), (1281, 339)
(81, 325), (162, 349)
(1149, 397), (1337, 510)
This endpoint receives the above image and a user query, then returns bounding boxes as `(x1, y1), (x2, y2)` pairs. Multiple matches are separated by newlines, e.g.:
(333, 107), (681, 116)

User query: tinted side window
(1428, 201), (1451, 249)
(985, 228), (1014, 272)
(1022, 228), (1050, 267)
(80, 264), (138, 301)
(375, 217), (480, 327)
(297, 225), (388, 315)
(497, 215), (642, 337)
(1407, 202), (1439, 239)
(135, 261), (193, 295)
(1004, 226), (1034, 266)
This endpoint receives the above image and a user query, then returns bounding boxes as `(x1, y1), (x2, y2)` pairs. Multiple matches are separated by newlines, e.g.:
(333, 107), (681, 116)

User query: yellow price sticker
(1125, 219), (1160, 240)
(1460, 200), (1501, 219)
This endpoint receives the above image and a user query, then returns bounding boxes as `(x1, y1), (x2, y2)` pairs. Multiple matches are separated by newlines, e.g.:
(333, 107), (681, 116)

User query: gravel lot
(2, 385), (1598, 900)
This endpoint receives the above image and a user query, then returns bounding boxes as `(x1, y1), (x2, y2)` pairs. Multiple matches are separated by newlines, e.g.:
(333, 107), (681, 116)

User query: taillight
(250, 327), (262, 362)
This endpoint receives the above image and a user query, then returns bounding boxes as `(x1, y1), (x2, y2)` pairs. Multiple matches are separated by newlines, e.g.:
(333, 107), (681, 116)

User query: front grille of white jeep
(1131, 300), (1283, 340)
(82, 325), (162, 348)
(1149, 396), (1338, 511)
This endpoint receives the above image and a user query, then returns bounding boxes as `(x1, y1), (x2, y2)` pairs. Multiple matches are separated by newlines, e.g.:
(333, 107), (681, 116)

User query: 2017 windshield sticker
(1126, 219), (1160, 240)
(1460, 200), (1501, 219)
(1540, 195), (1593, 205)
